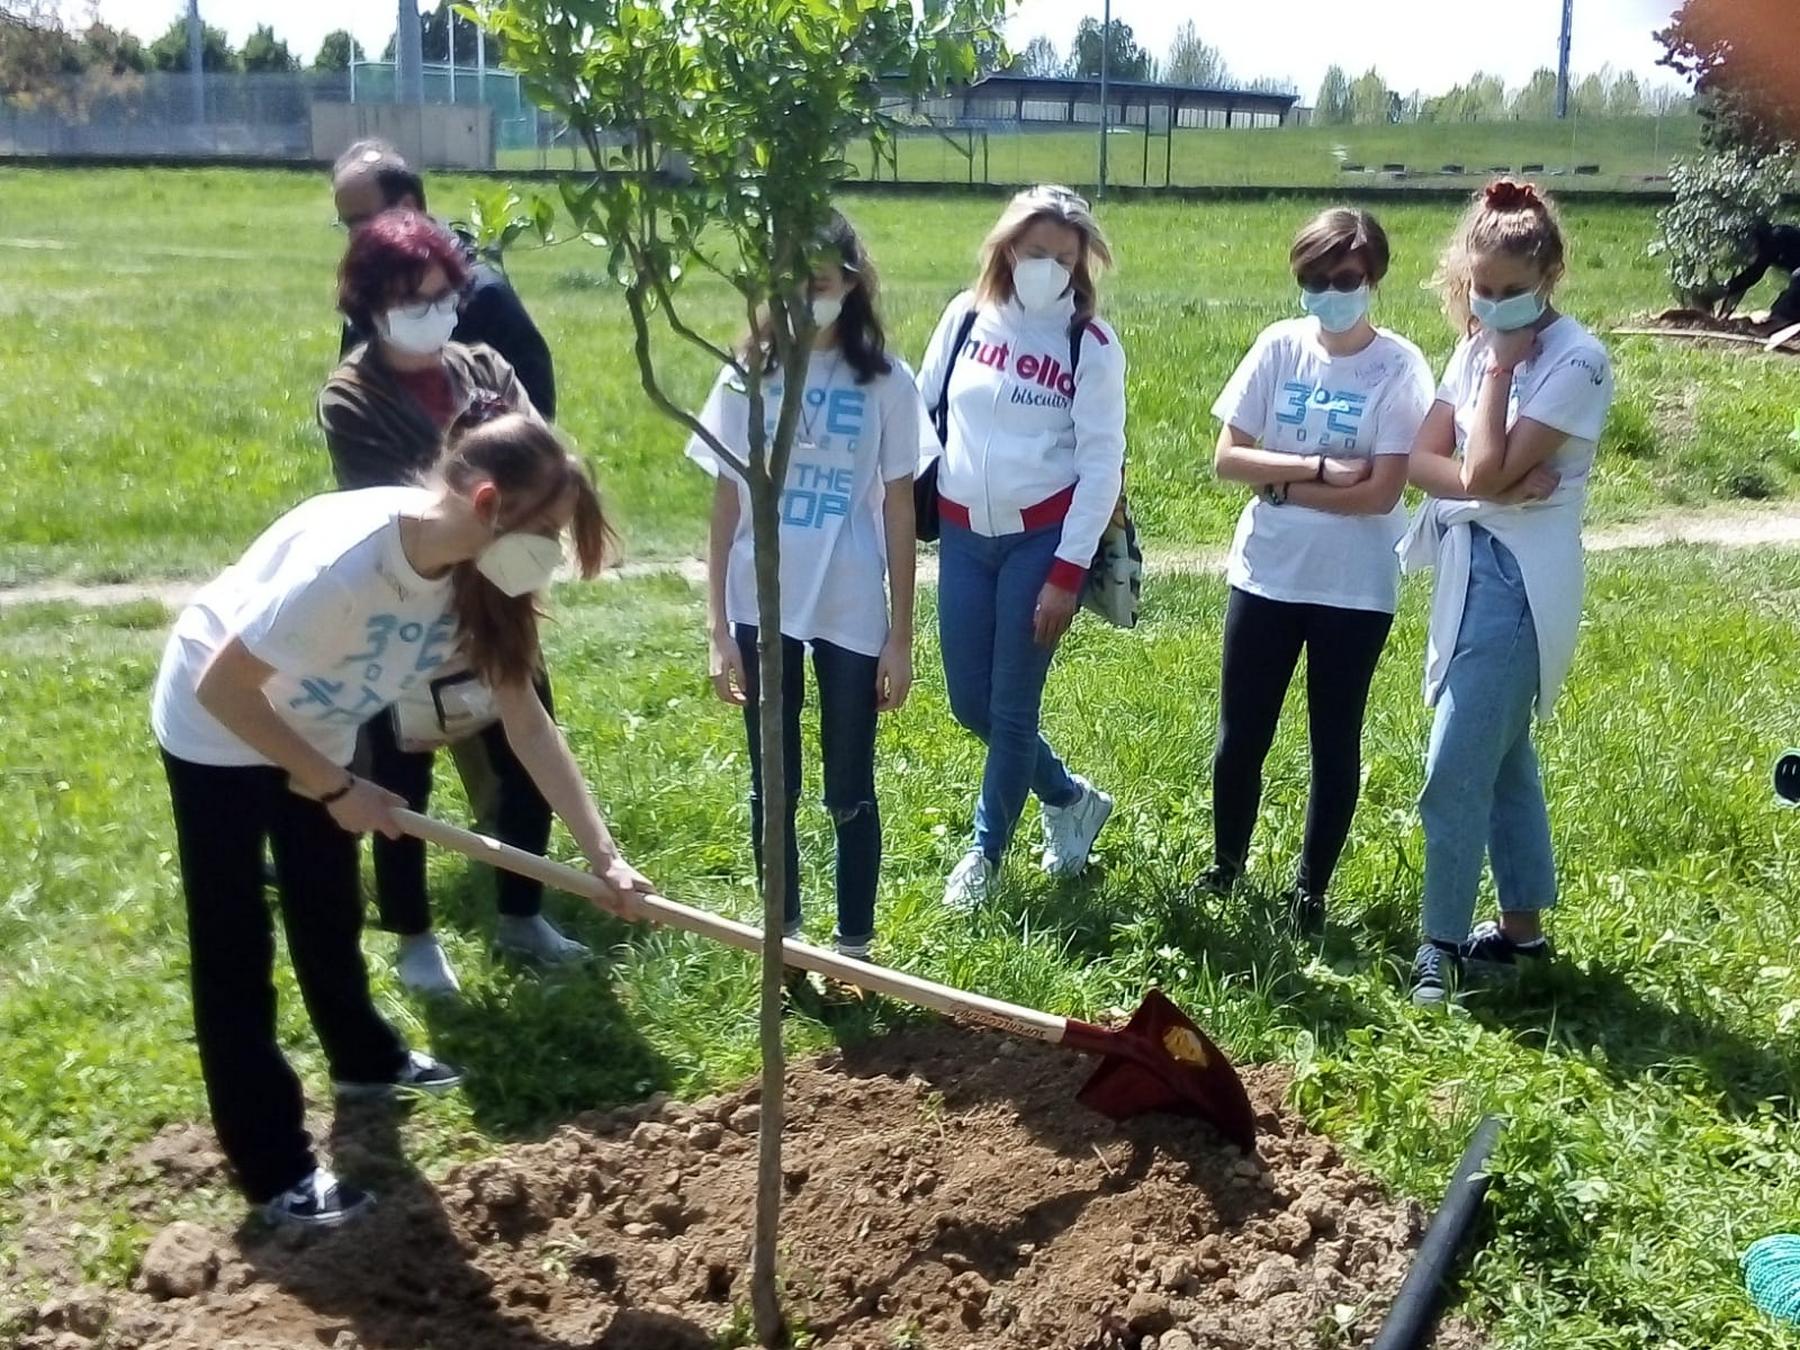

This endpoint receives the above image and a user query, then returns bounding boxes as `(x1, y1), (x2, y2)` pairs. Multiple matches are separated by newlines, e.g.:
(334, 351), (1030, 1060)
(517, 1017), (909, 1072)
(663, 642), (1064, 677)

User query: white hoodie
(916, 289), (1127, 593)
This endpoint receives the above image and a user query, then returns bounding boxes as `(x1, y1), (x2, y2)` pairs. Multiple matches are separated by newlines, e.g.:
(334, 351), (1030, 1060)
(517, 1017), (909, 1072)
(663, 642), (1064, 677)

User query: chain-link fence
(2, 63), (1705, 192)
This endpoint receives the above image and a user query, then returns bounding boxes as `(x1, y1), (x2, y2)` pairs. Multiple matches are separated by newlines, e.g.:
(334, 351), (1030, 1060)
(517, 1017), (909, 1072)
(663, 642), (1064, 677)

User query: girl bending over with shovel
(151, 408), (649, 1227)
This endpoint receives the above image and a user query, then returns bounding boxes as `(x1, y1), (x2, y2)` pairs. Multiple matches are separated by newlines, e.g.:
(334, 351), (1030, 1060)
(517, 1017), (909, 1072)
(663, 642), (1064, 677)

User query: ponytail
(437, 406), (614, 689)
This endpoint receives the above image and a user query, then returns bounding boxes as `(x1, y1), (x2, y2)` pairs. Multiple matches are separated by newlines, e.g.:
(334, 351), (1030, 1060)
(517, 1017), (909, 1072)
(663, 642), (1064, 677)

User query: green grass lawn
(5, 550), (1800, 1348)
(5, 165), (1800, 1348)
(853, 115), (1709, 193)
(3, 166), (1799, 588)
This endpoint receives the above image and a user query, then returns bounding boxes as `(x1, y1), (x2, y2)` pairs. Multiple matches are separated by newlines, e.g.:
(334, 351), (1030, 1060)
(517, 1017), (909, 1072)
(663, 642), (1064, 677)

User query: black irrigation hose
(1371, 1115), (1506, 1350)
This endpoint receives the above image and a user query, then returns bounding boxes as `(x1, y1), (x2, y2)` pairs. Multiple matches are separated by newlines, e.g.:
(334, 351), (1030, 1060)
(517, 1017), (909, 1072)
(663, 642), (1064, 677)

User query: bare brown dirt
(3, 1025), (1484, 1350)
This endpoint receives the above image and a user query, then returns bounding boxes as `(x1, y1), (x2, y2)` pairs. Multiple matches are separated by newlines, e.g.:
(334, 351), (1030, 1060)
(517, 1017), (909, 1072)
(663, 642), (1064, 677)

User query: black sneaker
(334, 1050), (465, 1102)
(1286, 886), (1326, 937)
(1185, 863), (1241, 904)
(1410, 940), (1462, 1007)
(261, 1168), (374, 1228)
(1462, 921), (1554, 977)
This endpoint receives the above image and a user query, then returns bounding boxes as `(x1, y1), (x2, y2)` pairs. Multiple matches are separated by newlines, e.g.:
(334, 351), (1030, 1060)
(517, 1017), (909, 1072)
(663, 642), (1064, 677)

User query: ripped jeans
(734, 626), (881, 946)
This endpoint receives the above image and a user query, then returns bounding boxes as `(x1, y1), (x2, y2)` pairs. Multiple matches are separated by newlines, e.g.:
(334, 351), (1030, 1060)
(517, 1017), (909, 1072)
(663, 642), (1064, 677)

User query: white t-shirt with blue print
(152, 486), (458, 768)
(688, 351), (922, 658)
(1212, 317), (1435, 614)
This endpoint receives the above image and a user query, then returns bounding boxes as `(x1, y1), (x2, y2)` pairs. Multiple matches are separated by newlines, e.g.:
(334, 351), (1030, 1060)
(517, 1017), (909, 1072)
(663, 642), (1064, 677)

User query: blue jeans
(938, 520), (1080, 863)
(1418, 528), (1558, 945)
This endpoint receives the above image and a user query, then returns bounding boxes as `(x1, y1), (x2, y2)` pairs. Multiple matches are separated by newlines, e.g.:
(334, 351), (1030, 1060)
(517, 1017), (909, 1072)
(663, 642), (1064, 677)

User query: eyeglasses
(1299, 268), (1368, 294)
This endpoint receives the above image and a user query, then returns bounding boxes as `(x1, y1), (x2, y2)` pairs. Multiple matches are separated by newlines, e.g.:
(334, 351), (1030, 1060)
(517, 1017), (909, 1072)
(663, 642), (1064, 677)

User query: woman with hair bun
(1402, 179), (1615, 1006)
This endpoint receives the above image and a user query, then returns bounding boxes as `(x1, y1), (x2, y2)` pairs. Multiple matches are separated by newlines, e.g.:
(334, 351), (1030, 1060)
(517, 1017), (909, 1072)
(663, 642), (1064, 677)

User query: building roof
(968, 73), (1298, 108)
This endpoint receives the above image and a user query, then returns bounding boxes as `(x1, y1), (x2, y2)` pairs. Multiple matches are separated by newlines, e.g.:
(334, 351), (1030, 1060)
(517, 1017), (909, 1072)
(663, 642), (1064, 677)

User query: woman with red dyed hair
(318, 209), (578, 995)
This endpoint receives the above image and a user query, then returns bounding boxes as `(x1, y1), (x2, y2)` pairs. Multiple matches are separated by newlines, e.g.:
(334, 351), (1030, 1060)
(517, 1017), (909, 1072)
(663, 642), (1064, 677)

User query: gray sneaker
(1462, 921), (1555, 978)
(394, 933), (460, 997)
(495, 914), (591, 965)
(1410, 940), (1462, 1008)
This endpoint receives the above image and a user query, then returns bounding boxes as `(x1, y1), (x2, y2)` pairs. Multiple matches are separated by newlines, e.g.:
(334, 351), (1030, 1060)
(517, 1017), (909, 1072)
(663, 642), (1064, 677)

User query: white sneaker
(943, 850), (995, 912)
(394, 933), (460, 997)
(495, 914), (591, 965)
(1039, 777), (1113, 877)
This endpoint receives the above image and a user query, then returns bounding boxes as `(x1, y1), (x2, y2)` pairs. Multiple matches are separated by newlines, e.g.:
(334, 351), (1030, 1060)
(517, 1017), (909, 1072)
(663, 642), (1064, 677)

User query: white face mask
(810, 294), (844, 330)
(475, 532), (564, 598)
(378, 294), (459, 356)
(1470, 288), (1547, 333)
(1011, 256), (1072, 312)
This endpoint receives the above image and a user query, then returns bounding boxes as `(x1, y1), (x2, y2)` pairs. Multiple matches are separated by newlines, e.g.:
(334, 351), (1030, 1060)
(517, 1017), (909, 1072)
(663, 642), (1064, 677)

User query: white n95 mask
(475, 532), (564, 597)
(378, 294), (460, 356)
(1012, 257), (1072, 312)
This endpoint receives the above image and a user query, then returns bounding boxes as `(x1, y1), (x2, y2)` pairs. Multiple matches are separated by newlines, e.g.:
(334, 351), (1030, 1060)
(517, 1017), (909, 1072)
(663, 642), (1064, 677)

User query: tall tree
(1314, 64), (1351, 124)
(1607, 69), (1645, 117)
(0, 2), (83, 111)
(241, 24), (298, 73)
(1012, 34), (1059, 77)
(463, 0), (1005, 1341)
(1657, 0), (1800, 147)
(1511, 67), (1560, 120)
(79, 20), (147, 75)
(1163, 20), (1227, 87)
(1572, 69), (1609, 118)
(147, 17), (238, 72)
(312, 30), (363, 72)
(1348, 67), (1392, 124)
(1068, 16), (1151, 82)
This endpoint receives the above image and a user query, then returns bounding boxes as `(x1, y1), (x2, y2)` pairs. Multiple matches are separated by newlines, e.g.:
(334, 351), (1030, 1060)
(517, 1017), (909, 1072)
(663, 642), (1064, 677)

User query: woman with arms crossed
(1202, 207), (1434, 933)
(1402, 181), (1615, 1005)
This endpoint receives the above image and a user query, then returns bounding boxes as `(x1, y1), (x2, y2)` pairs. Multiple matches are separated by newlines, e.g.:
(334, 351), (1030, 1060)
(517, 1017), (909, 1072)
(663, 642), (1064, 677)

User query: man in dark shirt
(330, 140), (558, 418)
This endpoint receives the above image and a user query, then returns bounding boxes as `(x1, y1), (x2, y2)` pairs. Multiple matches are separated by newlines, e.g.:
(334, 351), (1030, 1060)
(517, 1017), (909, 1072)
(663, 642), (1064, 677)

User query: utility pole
(397, 0), (425, 104)
(1097, 0), (1111, 198)
(185, 0), (203, 124)
(1555, 0), (1574, 119)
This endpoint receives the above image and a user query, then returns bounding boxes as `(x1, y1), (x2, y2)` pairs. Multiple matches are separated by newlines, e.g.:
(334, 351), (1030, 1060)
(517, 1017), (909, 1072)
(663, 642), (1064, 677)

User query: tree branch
(623, 275), (750, 480)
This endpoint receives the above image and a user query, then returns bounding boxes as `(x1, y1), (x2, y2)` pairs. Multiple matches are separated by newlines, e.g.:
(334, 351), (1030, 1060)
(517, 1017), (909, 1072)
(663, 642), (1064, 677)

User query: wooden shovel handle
(394, 810), (1068, 1045)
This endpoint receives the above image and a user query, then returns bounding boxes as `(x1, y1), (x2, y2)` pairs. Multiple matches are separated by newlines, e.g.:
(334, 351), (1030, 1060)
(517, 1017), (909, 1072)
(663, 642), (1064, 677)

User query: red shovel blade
(1064, 989), (1257, 1150)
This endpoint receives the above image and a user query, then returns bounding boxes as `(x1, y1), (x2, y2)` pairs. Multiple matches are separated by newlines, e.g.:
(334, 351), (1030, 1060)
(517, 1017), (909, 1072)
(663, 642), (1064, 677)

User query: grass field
(504, 115), (1709, 193)
(3, 167), (1798, 587)
(5, 166), (1800, 1349)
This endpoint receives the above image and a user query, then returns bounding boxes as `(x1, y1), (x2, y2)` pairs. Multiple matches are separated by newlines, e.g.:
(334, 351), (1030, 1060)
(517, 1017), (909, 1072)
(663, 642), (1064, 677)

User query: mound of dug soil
(6, 1025), (1483, 1350)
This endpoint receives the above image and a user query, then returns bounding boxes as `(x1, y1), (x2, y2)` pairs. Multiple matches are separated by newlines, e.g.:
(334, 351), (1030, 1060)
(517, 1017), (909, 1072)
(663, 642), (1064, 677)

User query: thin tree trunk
(746, 465), (788, 1348)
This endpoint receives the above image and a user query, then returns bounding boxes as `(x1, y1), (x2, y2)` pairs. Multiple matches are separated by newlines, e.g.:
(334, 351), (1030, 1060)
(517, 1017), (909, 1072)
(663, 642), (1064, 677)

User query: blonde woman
(914, 185), (1127, 909)
(1402, 180), (1614, 1005)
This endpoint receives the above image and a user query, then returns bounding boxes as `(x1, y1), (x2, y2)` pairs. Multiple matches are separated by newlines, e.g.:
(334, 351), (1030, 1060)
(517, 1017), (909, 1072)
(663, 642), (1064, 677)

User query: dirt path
(5, 505), (1799, 614)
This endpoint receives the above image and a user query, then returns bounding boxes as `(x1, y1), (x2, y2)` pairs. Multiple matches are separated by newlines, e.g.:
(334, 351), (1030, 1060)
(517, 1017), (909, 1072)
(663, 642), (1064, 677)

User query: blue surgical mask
(1300, 284), (1371, 334)
(1470, 289), (1547, 332)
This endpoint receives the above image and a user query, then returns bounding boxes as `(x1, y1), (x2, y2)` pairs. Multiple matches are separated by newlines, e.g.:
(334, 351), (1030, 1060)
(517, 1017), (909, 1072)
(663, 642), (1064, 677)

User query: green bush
(1651, 144), (1796, 310)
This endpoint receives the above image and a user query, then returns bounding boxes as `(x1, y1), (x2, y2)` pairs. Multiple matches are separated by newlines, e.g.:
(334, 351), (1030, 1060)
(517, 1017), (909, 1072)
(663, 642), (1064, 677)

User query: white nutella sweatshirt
(916, 289), (1128, 593)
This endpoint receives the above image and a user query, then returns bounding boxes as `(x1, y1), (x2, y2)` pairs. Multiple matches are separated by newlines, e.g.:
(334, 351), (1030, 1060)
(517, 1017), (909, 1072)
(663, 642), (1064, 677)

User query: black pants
(358, 676), (555, 935)
(1211, 587), (1393, 896)
(162, 751), (408, 1203)
(735, 626), (881, 944)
